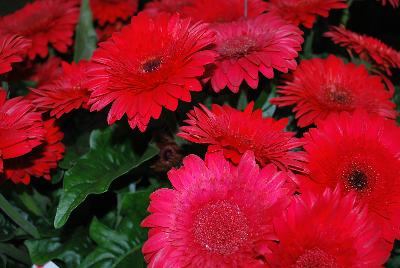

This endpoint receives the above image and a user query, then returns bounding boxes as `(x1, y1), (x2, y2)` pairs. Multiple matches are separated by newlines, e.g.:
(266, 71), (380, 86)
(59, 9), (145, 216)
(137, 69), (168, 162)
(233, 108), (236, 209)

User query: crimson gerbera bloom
(0, 34), (31, 75)
(271, 55), (396, 128)
(181, 0), (267, 24)
(29, 56), (63, 87)
(267, 187), (389, 267)
(0, 89), (45, 174)
(379, 0), (399, 7)
(325, 26), (400, 75)
(142, 151), (292, 267)
(301, 110), (400, 242)
(87, 13), (216, 132)
(0, 0), (79, 60)
(265, 0), (347, 28)
(179, 103), (306, 172)
(143, 0), (194, 16)
(31, 60), (90, 118)
(90, 0), (138, 26)
(2, 119), (64, 184)
(209, 14), (303, 93)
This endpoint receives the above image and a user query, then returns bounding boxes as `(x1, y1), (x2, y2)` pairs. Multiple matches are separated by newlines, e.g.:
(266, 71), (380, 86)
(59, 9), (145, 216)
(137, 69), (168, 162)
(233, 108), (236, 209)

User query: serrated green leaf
(73, 0), (97, 62)
(80, 218), (144, 268)
(54, 128), (159, 229)
(25, 228), (92, 267)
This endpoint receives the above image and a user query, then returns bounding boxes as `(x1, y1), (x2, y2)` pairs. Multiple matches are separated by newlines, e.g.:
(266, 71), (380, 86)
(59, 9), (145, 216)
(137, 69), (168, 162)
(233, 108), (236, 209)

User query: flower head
(0, 34), (31, 75)
(31, 60), (90, 118)
(142, 151), (292, 267)
(325, 26), (400, 75)
(0, 90), (45, 174)
(87, 13), (216, 131)
(268, 187), (390, 267)
(271, 55), (396, 127)
(2, 119), (64, 184)
(209, 14), (303, 93)
(29, 56), (63, 87)
(0, 0), (79, 59)
(301, 110), (400, 242)
(90, 0), (138, 26)
(265, 0), (347, 28)
(143, 0), (195, 16)
(179, 103), (306, 172)
(181, 0), (267, 24)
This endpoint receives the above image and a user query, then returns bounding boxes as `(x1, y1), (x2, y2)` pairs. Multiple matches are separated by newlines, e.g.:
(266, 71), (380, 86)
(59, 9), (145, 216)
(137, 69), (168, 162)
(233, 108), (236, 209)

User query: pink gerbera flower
(142, 151), (292, 267)
(271, 55), (397, 127)
(265, 0), (347, 28)
(268, 187), (390, 267)
(0, 0), (80, 59)
(0, 34), (31, 75)
(209, 14), (303, 93)
(179, 103), (306, 172)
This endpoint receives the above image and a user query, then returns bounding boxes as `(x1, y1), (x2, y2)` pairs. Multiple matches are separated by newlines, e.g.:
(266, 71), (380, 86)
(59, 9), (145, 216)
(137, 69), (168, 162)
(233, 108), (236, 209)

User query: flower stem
(0, 193), (40, 239)
(341, 0), (355, 26)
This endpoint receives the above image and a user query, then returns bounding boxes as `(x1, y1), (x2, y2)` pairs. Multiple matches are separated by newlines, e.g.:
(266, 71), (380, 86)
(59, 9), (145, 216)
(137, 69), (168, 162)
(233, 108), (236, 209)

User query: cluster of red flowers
(1, 0), (400, 266)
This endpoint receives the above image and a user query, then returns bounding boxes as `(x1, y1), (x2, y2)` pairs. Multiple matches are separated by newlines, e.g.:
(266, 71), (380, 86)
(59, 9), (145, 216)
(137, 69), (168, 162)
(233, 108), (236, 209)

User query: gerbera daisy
(0, 0), (80, 59)
(271, 55), (396, 128)
(2, 119), (64, 184)
(90, 0), (138, 26)
(325, 26), (400, 75)
(0, 89), (45, 174)
(143, 0), (195, 17)
(301, 110), (400, 242)
(179, 103), (306, 172)
(379, 0), (399, 7)
(181, 0), (267, 24)
(87, 13), (216, 132)
(29, 56), (63, 87)
(268, 187), (389, 267)
(265, 0), (347, 28)
(0, 34), (31, 75)
(209, 14), (303, 93)
(142, 151), (292, 267)
(96, 21), (124, 42)
(31, 60), (90, 118)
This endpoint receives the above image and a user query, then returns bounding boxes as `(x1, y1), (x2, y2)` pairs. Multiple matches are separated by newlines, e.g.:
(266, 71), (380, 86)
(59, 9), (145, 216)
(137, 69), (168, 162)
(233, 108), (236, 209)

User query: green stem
(303, 30), (314, 59)
(341, 0), (355, 26)
(0, 243), (31, 265)
(0, 194), (40, 239)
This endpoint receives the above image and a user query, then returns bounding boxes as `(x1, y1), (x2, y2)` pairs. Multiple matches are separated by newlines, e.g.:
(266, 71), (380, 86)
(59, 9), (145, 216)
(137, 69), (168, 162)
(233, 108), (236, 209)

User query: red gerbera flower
(144, 0), (195, 17)
(209, 14), (303, 93)
(301, 110), (400, 242)
(325, 26), (400, 75)
(31, 60), (90, 118)
(0, 0), (80, 59)
(179, 103), (306, 172)
(29, 56), (63, 87)
(90, 0), (138, 26)
(96, 21), (125, 42)
(271, 55), (396, 128)
(2, 119), (64, 184)
(0, 89), (45, 174)
(87, 13), (217, 132)
(181, 0), (267, 24)
(379, 0), (399, 7)
(0, 34), (31, 75)
(268, 187), (389, 267)
(142, 151), (292, 267)
(265, 0), (347, 28)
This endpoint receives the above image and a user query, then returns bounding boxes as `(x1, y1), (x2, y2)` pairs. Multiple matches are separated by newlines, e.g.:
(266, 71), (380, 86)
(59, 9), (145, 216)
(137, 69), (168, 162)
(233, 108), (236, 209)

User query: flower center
(193, 200), (249, 255)
(341, 160), (377, 194)
(323, 84), (353, 107)
(295, 248), (339, 268)
(347, 169), (368, 191)
(140, 57), (163, 73)
(218, 35), (258, 59)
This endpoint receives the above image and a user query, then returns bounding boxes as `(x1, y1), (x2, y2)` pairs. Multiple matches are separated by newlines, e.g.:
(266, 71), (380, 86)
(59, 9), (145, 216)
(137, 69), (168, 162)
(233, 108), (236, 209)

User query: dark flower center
(193, 200), (249, 255)
(347, 169), (368, 191)
(295, 248), (339, 268)
(323, 84), (353, 107)
(140, 57), (163, 73)
(218, 35), (258, 59)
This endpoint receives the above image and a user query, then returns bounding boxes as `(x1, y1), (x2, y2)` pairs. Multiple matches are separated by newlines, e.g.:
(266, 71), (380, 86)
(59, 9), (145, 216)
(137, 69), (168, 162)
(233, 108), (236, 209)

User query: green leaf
(73, 0), (97, 62)
(80, 218), (144, 268)
(25, 228), (92, 267)
(236, 90), (248, 110)
(54, 127), (159, 229)
(254, 87), (277, 118)
(0, 213), (17, 242)
(0, 243), (31, 266)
